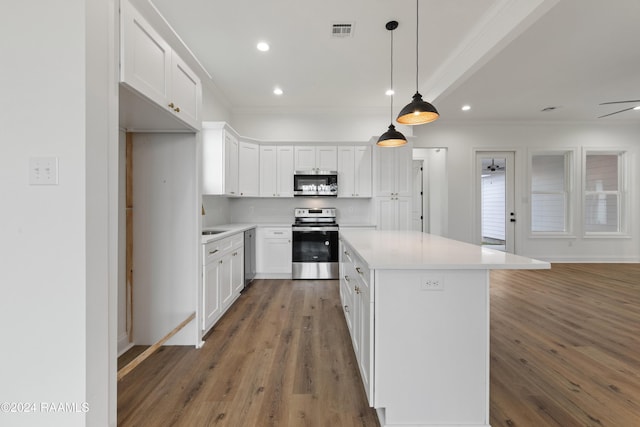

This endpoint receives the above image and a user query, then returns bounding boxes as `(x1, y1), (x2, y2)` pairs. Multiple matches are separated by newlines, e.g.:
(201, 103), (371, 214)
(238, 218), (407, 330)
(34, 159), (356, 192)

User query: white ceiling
(139, 0), (640, 123)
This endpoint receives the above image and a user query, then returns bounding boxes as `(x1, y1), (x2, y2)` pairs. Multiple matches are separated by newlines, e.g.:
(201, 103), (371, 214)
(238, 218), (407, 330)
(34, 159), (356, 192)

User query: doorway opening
(476, 152), (515, 253)
(412, 160), (424, 231)
(412, 148), (448, 235)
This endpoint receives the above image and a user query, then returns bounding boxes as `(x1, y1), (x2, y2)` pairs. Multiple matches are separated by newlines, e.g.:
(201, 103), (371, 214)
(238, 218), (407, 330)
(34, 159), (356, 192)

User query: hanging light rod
(396, 0), (439, 125)
(377, 20), (407, 147)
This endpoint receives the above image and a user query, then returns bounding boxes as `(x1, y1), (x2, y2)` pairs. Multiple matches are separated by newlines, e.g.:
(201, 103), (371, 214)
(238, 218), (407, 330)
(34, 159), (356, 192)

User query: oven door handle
(292, 226), (339, 232)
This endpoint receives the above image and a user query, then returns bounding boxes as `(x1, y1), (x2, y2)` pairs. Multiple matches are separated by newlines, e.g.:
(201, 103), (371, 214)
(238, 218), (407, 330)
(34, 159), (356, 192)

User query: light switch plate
(29, 157), (58, 185)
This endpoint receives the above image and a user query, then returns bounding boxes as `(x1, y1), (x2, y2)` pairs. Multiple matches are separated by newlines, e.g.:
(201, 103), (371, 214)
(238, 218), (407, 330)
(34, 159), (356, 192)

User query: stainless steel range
(292, 208), (339, 279)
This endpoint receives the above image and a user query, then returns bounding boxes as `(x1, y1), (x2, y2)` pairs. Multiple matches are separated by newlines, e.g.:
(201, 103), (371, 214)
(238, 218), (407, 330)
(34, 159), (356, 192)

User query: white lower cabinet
(203, 256), (222, 332)
(256, 227), (292, 277)
(219, 252), (234, 309)
(339, 240), (373, 402)
(231, 247), (244, 295)
(202, 233), (244, 334)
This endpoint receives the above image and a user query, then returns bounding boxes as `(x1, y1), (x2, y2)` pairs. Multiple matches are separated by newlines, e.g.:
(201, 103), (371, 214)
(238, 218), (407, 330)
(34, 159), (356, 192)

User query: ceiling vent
(331, 23), (354, 38)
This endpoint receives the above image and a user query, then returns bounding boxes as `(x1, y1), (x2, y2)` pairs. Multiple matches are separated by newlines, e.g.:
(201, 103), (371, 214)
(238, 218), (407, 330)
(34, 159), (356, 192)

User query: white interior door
(476, 152), (515, 253)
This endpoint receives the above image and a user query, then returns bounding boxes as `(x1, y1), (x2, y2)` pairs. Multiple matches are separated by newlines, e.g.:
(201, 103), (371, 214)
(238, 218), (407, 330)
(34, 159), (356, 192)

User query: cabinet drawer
(204, 235), (235, 264)
(351, 252), (370, 287)
(230, 232), (244, 248)
(204, 241), (223, 264)
(262, 227), (291, 238)
(342, 244), (354, 264)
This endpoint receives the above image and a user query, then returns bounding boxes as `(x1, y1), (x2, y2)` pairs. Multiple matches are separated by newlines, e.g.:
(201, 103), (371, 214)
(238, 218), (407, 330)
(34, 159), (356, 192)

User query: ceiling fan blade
(598, 107), (636, 118)
(599, 100), (640, 105)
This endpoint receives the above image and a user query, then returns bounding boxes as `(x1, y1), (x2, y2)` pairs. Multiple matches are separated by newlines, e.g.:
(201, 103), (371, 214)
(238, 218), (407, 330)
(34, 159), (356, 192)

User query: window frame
(582, 149), (629, 238)
(528, 150), (574, 238)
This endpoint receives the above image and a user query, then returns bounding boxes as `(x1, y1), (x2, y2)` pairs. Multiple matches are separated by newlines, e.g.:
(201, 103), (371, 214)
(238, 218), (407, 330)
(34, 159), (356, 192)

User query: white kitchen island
(338, 229), (550, 427)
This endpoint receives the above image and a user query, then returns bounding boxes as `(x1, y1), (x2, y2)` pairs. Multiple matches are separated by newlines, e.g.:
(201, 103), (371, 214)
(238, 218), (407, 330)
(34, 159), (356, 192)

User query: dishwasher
(244, 228), (256, 287)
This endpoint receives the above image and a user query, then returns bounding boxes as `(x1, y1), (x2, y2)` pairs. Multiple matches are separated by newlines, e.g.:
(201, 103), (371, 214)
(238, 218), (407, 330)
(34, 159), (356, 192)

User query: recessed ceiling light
(634, 106), (640, 110)
(257, 42), (270, 52)
(273, 87), (283, 95)
(462, 105), (471, 111)
(385, 89), (394, 96)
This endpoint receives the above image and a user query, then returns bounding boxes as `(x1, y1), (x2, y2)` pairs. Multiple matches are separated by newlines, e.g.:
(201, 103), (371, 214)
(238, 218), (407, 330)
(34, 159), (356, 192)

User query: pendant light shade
(396, 92), (439, 124)
(377, 20), (406, 147)
(377, 124), (407, 147)
(397, 0), (439, 125)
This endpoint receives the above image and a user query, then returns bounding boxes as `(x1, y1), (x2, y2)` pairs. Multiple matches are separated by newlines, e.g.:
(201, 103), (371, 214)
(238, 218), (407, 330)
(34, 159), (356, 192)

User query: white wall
(415, 121), (640, 261)
(132, 133), (200, 346)
(0, 0), (116, 425)
(226, 197), (374, 226)
(231, 109), (412, 142)
(202, 83), (232, 123)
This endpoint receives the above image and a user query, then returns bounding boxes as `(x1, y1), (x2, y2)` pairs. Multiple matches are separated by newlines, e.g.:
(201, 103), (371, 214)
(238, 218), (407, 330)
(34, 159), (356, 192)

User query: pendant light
(377, 20), (407, 147)
(396, 0), (439, 125)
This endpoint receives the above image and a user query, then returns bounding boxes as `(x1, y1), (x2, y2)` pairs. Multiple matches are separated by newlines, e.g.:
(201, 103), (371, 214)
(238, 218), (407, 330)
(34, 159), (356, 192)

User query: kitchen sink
(202, 230), (225, 235)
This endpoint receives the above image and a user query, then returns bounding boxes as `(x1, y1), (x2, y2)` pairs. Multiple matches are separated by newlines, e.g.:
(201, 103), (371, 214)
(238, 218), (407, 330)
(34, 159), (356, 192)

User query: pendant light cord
(415, 0), (419, 91)
(390, 27), (394, 122)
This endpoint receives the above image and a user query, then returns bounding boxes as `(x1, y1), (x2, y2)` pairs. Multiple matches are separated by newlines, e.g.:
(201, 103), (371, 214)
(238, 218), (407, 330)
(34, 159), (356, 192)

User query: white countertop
(340, 229), (550, 270)
(201, 223), (257, 244)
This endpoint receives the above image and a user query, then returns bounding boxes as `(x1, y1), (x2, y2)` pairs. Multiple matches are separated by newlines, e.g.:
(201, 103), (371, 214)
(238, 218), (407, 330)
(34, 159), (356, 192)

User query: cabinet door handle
(355, 267), (363, 274)
(354, 286), (361, 294)
(344, 275), (350, 282)
(344, 305), (349, 313)
(219, 260), (223, 264)
(208, 249), (219, 255)
(174, 106), (180, 112)
(168, 102), (175, 108)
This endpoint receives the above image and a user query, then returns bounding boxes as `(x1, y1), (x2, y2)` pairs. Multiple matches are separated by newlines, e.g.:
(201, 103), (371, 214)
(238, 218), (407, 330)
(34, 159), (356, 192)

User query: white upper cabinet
(238, 141), (260, 197)
(294, 146), (316, 171)
(374, 143), (412, 197)
(294, 146), (337, 171)
(377, 196), (412, 231)
(225, 132), (239, 196)
(260, 146), (294, 197)
(169, 54), (201, 129)
(120, 0), (201, 131)
(338, 146), (372, 198)
(277, 146), (295, 197)
(202, 122), (239, 196)
(259, 146), (278, 197)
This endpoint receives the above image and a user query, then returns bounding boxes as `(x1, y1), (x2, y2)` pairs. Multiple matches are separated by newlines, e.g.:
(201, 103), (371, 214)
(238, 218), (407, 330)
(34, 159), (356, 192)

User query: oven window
(292, 231), (339, 262)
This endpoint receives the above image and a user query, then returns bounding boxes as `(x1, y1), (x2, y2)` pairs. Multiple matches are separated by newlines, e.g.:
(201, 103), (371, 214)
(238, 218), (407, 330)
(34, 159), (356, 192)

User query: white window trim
(528, 149), (575, 238)
(582, 148), (630, 238)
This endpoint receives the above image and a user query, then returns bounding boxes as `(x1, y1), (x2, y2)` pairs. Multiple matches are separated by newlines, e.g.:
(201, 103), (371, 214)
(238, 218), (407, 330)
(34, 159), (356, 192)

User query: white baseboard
(254, 273), (292, 280)
(117, 332), (134, 357)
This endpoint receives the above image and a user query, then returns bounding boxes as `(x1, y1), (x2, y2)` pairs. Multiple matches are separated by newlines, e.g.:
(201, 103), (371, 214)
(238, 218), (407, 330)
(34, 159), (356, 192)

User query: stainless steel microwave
(293, 171), (338, 196)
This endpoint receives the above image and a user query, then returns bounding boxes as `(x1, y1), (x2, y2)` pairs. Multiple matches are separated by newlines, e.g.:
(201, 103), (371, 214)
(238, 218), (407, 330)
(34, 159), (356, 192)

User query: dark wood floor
(118, 279), (380, 426)
(119, 264), (640, 427)
(490, 263), (640, 427)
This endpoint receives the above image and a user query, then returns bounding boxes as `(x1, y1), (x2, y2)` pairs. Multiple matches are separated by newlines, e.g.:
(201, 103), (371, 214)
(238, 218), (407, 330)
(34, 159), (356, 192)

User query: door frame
(412, 160), (424, 232)
(474, 150), (516, 253)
